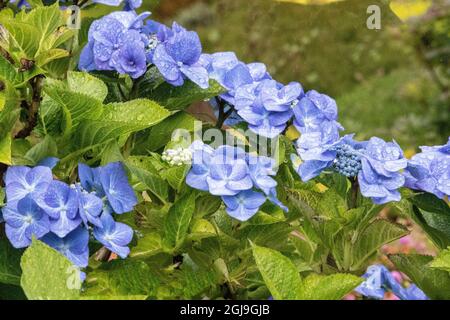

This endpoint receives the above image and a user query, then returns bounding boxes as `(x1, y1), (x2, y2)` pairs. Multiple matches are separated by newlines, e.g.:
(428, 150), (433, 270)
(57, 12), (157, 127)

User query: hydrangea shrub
(0, 1), (448, 300)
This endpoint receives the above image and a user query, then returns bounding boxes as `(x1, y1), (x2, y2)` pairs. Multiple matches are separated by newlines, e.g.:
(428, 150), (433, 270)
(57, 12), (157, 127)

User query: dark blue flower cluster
(356, 265), (428, 300)
(404, 138), (450, 199)
(185, 141), (286, 221)
(292, 89), (408, 204)
(0, 162), (136, 268)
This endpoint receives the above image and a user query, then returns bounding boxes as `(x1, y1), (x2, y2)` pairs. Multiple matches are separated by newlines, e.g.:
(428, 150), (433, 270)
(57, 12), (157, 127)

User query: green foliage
(390, 254), (450, 300)
(20, 239), (81, 300)
(286, 186), (407, 273)
(430, 247), (450, 273)
(0, 3), (74, 71)
(252, 244), (361, 300)
(395, 192), (450, 250)
(0, 234), (22, 286)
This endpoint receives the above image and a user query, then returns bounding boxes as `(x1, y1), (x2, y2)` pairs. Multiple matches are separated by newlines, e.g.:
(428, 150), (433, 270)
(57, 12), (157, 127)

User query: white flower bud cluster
(162, 147), (192, 166)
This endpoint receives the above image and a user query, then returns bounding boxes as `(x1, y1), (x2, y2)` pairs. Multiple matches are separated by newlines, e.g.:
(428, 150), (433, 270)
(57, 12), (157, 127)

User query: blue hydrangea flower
(232, 79), (300, 138)
(78, 162), (137, 214)
(153, 22), (209, 89)
(2, 196), (50, 248)
(93, 213), (134, 258)
(238, 103), (293, 138)
(36, 181), (81, 238)
(4, 166), (53, 203)
(110, 40), (147, 79)
(186, 143), (287, 217)
(294, 122), (342, 181)
(75, 184), (103, 228)
(358, 137), (407, 204)
(248, 155), (277, 195)
(186, 141), (214, 191)
(92, 0), (122, 6)
(97, 162), (138, 214)
(206, 156), (253, 196)
(356, 265), (428, 300)
(222, 190), (267, 221)
(200, 52), (270, 105)
(92, 0), (142, 11)
(79, 11), (150, 78)
(258, 80), (303, 112)
(404, 138), (450, 199)
(42, 227), (90, 268)
(292, 90), (343, 134)
(124, 0), (142, 10)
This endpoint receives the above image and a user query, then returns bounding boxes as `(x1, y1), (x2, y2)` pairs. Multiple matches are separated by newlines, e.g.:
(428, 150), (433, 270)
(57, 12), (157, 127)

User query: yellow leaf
(389, 0), (432, 22)
(285, 125), (300, 141)
(0, 134), (12, 165)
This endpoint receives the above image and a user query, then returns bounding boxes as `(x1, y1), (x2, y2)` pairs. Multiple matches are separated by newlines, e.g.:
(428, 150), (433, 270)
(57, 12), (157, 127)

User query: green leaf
(429, 247), (450, 273)
(143, 111), (196, 151)
(23, 135), (57, 165)
(35, 48), (69, 67)
(195, 194), (222, 218)
(351, 219), (408, 271)
(0, 4), (72, 69)
(409, 193), (450, 216)
(179, 266), (217, 299)
(147, 79), (225, 111)
(0, 235), (23, 286)
(20, 239), (81, 300)
(251, 244), (303, 300)
(25, 3), (64, 54)
(0, 135), (12, 165)
(73, 99), (170, 150)
(67, 71), (108, 102)
(297, 273), (362, 300)
(399, 194), (450, 250)
(390, 254), (450, 300)
(84, 260), (159, 297)
(125, 156), (169, 203)
(43, 78), (104, 134)
(0, 20), (41, 58)
(161, 164), (190, 192)
(129, 233), (162, 260)
(163, 192), (196, 250)
(188, 218), (217, 241)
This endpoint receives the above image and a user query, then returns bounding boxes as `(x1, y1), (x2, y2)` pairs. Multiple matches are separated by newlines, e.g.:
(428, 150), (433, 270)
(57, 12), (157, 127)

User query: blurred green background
(145, 0), (449, 151)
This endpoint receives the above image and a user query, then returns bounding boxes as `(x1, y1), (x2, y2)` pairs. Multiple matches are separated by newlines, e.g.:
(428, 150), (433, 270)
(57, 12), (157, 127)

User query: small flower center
(332, 144), (362, 178)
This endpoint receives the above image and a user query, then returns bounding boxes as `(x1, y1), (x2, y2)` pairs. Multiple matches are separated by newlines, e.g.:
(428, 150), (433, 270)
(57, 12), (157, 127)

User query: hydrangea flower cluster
(185, 141), (286, 221)
(162, 147), (192, 166)
(356, 265), (428, 300)
(404, 138), (450, 199)
(201, 52), (303, 138)
(0, 162), (136, 268)
(79, 11), (152, 79)
(291, 90), (408, 204)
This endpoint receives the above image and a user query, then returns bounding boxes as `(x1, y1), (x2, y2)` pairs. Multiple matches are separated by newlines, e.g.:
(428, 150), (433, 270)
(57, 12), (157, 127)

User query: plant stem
(95, 247), (112, 262)
(0, 163), (7, 187)
(15, 75), (45, 139)
(349, 177), (359, 209)
(215, 98), (233, 129)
